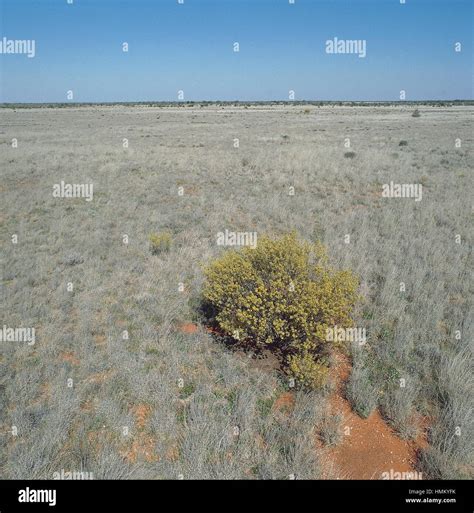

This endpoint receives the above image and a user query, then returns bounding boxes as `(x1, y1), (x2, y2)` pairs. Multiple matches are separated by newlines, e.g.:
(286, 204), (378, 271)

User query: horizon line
(2, 99), (473, 106)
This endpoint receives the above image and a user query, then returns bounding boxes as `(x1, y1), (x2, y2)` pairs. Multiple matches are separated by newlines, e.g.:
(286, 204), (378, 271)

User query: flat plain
(1, 105), (472, 479)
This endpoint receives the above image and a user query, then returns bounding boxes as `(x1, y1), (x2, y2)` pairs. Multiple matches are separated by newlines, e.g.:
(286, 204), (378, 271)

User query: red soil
(58, 351), (80, 366)
(122, 404), (158, 463)
(324, 353), (427, 479)
(178, 322), (223, 336)
(273, 391), (296, 414)
(179, 322), (199, 334)
(176, 322), (428, 479)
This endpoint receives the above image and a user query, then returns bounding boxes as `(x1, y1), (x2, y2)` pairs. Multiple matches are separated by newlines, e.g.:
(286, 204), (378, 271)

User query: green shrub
(149, 231), (172, 255)
(288, 352), (330, 390)
(202, 232), (358, 389)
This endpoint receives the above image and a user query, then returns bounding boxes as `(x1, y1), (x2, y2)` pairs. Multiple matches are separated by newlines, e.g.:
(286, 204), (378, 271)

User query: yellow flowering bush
(202, 232), (359, 389)
(149, 231), (172, 255)
(287, 352), (330, 390)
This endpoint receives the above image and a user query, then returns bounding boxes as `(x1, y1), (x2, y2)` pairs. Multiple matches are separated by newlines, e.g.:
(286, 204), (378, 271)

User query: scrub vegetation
(1, 104), (472, 479)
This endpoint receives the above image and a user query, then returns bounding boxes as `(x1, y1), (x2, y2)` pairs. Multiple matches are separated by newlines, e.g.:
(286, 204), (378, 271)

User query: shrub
(399, 140), (408, 146)
(412, 109), (421, 118)
(344, 151), (356, 159)
(202, 232), (359, 389)
(287, 352), (330, 390)
(149, 231), (172, 255)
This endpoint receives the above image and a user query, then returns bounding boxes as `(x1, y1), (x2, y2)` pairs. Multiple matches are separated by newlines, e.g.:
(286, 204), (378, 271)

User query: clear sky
(0, 0), (472, 102)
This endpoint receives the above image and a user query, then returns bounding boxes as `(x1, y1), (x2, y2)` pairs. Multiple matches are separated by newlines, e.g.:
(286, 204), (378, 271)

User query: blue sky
(0, 0), (472, 102)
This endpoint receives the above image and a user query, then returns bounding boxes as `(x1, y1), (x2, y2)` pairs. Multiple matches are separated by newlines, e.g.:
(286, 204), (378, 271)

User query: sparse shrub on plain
(149, 231), (172, 255)
(4, 105), (471, 480)
(344, 151), (356, 159)
(399, 140), (408, 146)
(202, 232), (359, 389)
(412, 109), (421, 118)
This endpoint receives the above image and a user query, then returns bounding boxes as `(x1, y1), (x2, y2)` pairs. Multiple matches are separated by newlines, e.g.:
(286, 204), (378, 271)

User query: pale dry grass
(1, 105), (472, 479)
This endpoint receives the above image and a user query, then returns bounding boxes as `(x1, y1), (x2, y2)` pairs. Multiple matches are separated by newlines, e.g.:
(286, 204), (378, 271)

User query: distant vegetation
(1, 100), (473, 109)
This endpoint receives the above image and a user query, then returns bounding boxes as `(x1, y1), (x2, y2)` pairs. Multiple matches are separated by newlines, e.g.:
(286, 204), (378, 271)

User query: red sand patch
(122, 436), (158, 464)
(272, 392), (296, 414)
(324, 353), (427, 480)
(131, 404), (152, 430)
(177, 322), (223, 336)
(179, 322), (199, 334)
(58, 351), (80, 366)
(121, 404), (159, 463)
(165, 444), (180, 462)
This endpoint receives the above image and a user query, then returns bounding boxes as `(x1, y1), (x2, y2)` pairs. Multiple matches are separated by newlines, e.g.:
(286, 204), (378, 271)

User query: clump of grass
(399, 140), (408, 146)
(344, 151), (356, 159)
(412, 109), (421, 118)
(149, 231), (172, 255)
(379, 382), (419, 440)
(257, 397), (274, 418)
(202, 232), (359, 390)
(419, 348), (474, 479)
(303, 108), (311, 115)
(346, 361), (378, 418)
(179, 382), (195, 400)
(62, 252), (84, 266)
(319, 413), (344, 446)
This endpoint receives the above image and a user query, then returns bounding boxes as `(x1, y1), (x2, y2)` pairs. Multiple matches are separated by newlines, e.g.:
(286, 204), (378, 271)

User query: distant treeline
(1, 100), (473, 109)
